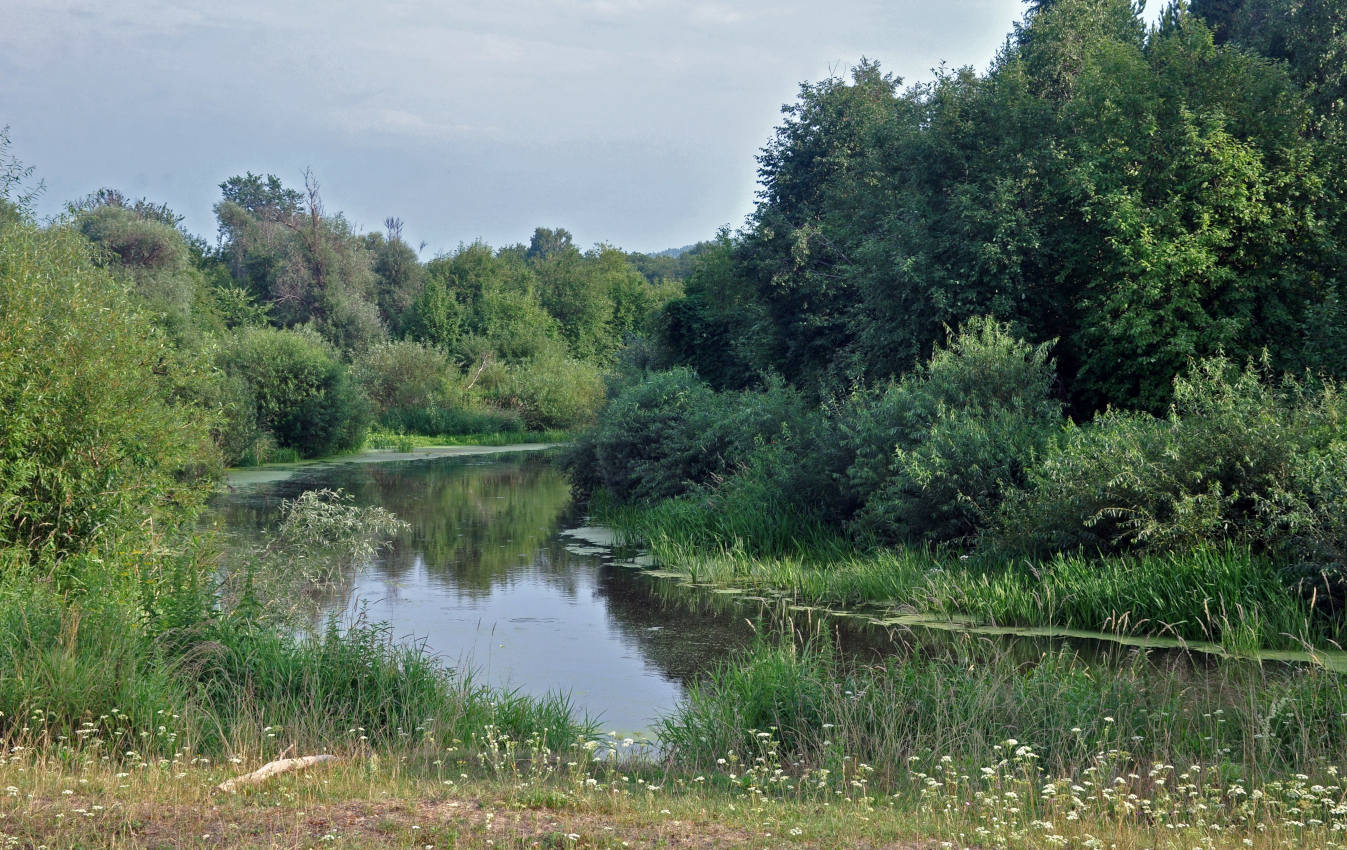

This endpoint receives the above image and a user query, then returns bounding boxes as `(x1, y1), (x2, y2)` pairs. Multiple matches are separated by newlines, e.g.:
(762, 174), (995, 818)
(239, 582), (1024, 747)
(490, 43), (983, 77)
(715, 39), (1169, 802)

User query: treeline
(659, 0), (1347, 415)
(0, 147), (592, 752)
(576, 0), (1347, 606)
(63, 174), (684, 464)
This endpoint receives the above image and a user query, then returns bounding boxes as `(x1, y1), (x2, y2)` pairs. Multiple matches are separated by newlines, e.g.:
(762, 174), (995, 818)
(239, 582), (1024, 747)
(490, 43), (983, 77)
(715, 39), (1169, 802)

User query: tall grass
(602, 499), (1338, 651)
(0, 488), (591, 765)
(364, 426), (572, 450)
(0, 572), (590, 762)
(660, 634), (1347, 785)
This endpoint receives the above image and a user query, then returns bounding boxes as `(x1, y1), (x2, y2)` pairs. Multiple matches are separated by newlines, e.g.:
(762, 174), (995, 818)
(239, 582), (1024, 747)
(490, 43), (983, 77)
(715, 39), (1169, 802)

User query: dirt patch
(2, 790), (929, 849)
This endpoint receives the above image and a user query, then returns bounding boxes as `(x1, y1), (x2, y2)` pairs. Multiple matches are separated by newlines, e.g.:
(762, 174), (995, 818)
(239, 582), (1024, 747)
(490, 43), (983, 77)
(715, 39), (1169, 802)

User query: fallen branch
(216, 754), (338, 793)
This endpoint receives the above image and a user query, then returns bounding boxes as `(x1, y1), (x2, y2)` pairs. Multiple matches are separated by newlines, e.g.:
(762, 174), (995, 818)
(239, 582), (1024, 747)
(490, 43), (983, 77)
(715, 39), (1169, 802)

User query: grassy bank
(663, 635), (1347, 781)
(365, 427), (572, 451)
(598, 499), (1338, 655)
(6, 639), (1347, 850)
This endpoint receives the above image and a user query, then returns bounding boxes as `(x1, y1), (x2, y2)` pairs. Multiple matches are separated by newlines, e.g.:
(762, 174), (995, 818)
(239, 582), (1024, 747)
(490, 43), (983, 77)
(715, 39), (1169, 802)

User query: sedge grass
(659, 634), (1347, 783)
(599, 497), (1338, 653)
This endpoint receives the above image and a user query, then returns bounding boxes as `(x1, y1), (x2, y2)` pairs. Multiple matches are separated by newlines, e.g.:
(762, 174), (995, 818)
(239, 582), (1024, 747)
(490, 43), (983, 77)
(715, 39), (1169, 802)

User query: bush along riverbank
(571, 319), (1347, 656)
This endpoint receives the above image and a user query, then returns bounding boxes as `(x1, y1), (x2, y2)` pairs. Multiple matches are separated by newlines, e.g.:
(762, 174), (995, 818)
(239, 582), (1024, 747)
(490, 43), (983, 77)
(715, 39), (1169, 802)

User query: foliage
(657, 232), (763, 391)
(353, 340), (464, 418)
(995, 358), (1347, 588)
(0, 127), (42, 225)
(572, 369), (810, 504)
(379, 405), (525, 437)
(496, 351), (606, 430)
(363, 223), (424, 334)
(217, 326), (370, 461)
(844, 318), (1063, 544)
(215, 172), (387, 354)
(0, 220), (219, 567)
(652, 1), (1343, 417)
(74, 203), (220, 341)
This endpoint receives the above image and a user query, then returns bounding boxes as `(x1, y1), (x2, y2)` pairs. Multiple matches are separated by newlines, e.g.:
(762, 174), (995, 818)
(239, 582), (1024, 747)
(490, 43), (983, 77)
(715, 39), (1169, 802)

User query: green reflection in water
(214, 452), (575, 598)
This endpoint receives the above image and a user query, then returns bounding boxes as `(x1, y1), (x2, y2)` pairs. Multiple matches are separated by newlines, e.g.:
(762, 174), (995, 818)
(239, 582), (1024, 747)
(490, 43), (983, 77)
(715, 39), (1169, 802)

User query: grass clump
(661, 635), (1347, 786)
(363, 426), (572, 451)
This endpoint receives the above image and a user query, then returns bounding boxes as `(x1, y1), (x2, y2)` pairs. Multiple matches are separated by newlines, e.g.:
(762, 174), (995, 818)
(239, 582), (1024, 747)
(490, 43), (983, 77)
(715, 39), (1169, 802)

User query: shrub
(0, 221), (219, 566)
(996, 357), (1347, 587)
(218, 326), (370, 461)
(844, 318), (1062, 544)
(577, 368), (723, 502)
(578, 369), (811, 503)
(380, 405), (525, 437)
(355, 339), (462, 414)
(498, 351), (606, 430)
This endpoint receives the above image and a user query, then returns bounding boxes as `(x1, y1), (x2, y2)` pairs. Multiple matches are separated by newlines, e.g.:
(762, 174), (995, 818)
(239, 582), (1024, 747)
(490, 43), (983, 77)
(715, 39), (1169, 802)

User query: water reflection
(208, 452), (756, 733)
(209, 449), (1329, 736)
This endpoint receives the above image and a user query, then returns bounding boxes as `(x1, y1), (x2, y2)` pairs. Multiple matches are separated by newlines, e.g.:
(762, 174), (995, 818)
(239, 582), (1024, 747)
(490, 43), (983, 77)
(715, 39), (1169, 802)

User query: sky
(3, 0), (1141, 256)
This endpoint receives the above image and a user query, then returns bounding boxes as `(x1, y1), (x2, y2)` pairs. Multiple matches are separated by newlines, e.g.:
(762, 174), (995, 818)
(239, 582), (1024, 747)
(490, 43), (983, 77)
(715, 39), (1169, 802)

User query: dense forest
(9, 163), (688, 469)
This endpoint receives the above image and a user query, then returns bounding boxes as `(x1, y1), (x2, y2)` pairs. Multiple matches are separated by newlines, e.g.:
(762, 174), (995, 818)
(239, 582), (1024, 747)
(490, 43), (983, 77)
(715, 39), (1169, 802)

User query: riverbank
(6, 713), (1347, 850)
(225, 442), (565, 488)
(597, 497), (1345, 657)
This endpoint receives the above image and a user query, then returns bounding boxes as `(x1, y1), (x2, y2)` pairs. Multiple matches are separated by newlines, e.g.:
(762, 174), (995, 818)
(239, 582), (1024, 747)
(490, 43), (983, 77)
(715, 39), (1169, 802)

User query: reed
(601, 499), (1339, 652)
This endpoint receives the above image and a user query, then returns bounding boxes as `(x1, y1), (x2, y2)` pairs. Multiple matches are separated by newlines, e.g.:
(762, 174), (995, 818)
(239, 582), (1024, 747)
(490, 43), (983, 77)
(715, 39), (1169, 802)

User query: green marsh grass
(600, 497), (1339, 652)
(660, 634), (1347, 782)
(364, 427), (572, 450)
(0, 488), (591, 765)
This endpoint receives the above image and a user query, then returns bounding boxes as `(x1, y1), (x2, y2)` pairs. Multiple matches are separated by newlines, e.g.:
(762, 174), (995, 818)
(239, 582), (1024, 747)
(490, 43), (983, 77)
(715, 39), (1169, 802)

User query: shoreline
(224, 443), (564, 488)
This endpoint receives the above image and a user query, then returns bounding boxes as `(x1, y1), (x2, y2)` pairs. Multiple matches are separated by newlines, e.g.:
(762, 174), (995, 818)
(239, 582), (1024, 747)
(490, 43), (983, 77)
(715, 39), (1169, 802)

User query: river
(209, 447), (758, 735)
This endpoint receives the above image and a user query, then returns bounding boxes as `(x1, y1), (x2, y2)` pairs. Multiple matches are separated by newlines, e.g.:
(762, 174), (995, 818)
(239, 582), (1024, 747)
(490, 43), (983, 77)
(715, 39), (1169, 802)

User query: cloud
(688, 4), (748, 27)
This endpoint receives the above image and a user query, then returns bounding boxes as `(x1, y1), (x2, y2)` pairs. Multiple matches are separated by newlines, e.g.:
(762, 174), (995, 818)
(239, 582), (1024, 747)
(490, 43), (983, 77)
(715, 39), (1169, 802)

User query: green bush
(0, 221), (219, 566)
(218, 326), (370, 461)
(497, 351), (606, 430)
(845, 318), (1062, 544)
(576, 368), (809, 503)
(996, 358), (1347, 582)
(576, 368), (727, 502)
(354, 339), (462, 415)
(380, 405), (524, 437)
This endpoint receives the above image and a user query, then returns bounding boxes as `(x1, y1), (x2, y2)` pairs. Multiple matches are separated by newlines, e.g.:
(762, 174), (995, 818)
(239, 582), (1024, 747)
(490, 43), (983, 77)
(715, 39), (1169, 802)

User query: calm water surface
(209, 448), (1336, 737)
(208, 450), (757, 734)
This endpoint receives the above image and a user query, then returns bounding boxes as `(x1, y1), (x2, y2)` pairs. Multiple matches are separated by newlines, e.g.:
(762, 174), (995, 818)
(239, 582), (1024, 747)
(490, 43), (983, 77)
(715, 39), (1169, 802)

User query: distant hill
(627, 240), (713, 283)
(654, 244), (698, 258)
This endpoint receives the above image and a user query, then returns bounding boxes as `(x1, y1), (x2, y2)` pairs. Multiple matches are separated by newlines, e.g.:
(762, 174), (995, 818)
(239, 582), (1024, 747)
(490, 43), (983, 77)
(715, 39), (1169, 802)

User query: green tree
(218, 326), (370, 460)
(363, 217), (424, 335)
(0, 219), (219, 565)
(215, 172), (386, 353)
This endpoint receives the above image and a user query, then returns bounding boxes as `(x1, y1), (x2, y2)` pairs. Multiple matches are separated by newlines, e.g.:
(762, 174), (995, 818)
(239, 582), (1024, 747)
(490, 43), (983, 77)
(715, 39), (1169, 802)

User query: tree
(0, 218), (219, 565)
(669, 0), (1337, 415)
(364, 218), (425, 335)
(214, 172), (386, 352)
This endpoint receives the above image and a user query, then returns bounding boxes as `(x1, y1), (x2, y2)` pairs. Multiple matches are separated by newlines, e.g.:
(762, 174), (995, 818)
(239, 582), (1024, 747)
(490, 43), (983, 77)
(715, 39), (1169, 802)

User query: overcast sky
(3, 1), (1146, 255)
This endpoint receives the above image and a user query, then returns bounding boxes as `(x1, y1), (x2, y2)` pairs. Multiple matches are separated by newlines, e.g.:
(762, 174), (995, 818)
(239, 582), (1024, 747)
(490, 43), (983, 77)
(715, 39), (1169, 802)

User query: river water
(209, 446), (1345, 737)
(209, 448), (758, 735)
